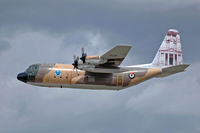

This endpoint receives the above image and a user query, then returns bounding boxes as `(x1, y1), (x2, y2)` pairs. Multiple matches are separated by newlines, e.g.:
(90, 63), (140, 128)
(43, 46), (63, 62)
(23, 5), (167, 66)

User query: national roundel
(55, 70), (61, 76)
(129, 72), (135, 79)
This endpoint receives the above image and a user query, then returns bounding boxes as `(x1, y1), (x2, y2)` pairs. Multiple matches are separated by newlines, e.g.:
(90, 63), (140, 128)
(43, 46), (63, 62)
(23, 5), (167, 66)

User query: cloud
(0, 30), (200, 133)
(1, 0), (200, 63)
(0, 30), (112, 133)
(126, 62), (200, 116)
(0, 0), (200, 133)
(0, 39), (10, 54)
(1, 62), (200, 133)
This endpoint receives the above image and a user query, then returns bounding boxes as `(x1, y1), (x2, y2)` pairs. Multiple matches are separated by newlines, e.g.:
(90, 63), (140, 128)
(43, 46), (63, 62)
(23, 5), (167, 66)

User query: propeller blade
(73, 54), (76, 60)
(80, 47), (87, 63)
(77, 56), (79, 60)
(82, 47), (84, 55)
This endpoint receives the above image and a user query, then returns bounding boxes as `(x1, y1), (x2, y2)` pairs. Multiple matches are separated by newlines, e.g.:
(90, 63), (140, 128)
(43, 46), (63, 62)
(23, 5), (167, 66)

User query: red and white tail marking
(152, 29), (183, 67)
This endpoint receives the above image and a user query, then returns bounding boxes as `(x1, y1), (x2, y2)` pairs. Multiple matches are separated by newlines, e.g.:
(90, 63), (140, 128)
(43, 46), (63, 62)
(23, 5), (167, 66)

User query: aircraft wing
(99, 45), (132, 67)
(78, 45), (132, 73)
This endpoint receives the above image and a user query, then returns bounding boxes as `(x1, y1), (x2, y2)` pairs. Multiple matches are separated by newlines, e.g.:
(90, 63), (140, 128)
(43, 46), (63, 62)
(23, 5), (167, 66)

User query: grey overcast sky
(0, 0), (200, 133)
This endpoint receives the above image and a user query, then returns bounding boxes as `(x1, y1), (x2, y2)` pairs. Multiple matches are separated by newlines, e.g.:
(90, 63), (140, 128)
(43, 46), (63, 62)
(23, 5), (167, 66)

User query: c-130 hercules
(17, 29), (189, 90)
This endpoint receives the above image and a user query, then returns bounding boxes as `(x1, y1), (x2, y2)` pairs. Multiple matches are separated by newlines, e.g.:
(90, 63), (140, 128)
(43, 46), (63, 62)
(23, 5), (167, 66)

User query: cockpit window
(25, 64), (40, 77)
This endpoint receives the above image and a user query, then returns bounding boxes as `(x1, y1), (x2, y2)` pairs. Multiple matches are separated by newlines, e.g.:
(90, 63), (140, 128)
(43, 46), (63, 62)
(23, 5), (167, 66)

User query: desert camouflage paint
(25, 64), (161, 90)
(17, 29), (189, 90)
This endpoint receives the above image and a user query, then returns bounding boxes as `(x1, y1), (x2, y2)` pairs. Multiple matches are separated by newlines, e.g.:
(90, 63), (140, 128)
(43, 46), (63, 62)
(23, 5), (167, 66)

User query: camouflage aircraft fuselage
(20, 63), (161, 90)
(17, 29), (189, 90)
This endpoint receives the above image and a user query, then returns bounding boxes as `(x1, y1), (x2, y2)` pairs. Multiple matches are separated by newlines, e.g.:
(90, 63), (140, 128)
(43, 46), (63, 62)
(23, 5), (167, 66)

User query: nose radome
(17, 72), (28, 83)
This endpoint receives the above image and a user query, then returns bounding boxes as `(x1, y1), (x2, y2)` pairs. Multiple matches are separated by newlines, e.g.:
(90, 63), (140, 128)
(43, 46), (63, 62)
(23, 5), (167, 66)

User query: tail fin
(152, 29), (183, 67)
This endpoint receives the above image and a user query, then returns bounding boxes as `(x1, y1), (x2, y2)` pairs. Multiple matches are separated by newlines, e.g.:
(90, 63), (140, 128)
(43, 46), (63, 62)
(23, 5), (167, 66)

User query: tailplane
(152, 29), (183, 67)
(157, 64), (189, 77)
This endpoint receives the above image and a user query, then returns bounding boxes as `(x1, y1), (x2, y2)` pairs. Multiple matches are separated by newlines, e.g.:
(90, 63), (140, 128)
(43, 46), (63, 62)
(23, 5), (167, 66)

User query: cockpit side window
(25, 64), (40, 78)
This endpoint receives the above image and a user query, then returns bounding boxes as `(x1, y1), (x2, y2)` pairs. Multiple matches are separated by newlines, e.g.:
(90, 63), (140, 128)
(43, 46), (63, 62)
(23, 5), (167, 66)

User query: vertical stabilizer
(152, 29), (183, 67)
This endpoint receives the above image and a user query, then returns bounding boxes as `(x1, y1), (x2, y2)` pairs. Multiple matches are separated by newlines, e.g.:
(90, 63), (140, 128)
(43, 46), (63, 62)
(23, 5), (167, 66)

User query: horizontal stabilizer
(157, 64), (190, 77)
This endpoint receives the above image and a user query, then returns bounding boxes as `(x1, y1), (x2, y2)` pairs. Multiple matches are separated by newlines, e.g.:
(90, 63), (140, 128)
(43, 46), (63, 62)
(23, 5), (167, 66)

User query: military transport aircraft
(17, 29), (189, 90)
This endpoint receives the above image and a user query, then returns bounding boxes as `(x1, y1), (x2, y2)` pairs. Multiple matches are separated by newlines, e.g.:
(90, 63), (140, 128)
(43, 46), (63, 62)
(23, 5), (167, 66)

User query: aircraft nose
(17, 72), (28, 83)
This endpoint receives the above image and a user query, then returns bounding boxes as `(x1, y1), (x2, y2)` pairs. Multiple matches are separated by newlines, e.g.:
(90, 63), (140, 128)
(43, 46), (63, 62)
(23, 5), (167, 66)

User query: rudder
(152, 29), (183, 67)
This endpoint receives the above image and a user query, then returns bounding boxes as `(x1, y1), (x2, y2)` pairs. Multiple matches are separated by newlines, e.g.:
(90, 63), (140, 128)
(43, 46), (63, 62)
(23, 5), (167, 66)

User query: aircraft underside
(28, 82), (124, 90)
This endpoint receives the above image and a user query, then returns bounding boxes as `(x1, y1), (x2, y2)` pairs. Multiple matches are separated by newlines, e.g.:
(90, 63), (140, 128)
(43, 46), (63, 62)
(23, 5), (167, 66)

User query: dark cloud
(0, 0), (199, 62)
(0, 0), (200, 133)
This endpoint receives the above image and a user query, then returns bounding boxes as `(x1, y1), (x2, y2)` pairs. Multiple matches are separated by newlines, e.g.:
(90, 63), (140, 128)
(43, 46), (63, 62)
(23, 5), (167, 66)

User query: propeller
(72, 54), (79, 70)
(80, 47), (87, 63)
